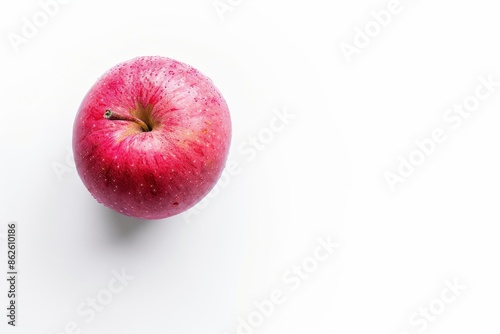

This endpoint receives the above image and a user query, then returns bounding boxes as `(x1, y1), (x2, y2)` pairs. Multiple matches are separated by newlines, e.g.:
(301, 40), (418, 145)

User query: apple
(72, 56), (231, 220)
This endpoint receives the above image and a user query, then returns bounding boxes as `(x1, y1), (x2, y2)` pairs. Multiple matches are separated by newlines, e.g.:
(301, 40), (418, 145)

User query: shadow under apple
(98, 206), (158, 240)
(96, 204), (185, 244)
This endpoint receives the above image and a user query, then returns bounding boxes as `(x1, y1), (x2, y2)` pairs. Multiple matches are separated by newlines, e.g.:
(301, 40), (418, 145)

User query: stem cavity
(103, 110), (151, 132)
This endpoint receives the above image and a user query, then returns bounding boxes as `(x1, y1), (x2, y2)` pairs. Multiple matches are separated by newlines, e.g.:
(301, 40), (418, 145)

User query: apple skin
(72, 56), (231, 220)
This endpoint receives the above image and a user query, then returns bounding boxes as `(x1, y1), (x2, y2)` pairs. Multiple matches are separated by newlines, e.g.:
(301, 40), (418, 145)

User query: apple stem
(103, 110), (150, 132)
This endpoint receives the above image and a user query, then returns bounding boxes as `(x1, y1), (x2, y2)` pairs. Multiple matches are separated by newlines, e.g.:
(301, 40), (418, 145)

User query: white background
(1, 0), (500, 333)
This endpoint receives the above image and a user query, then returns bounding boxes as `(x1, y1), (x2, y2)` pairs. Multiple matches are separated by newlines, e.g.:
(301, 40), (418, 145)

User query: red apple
(72, 56), (231, 220)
